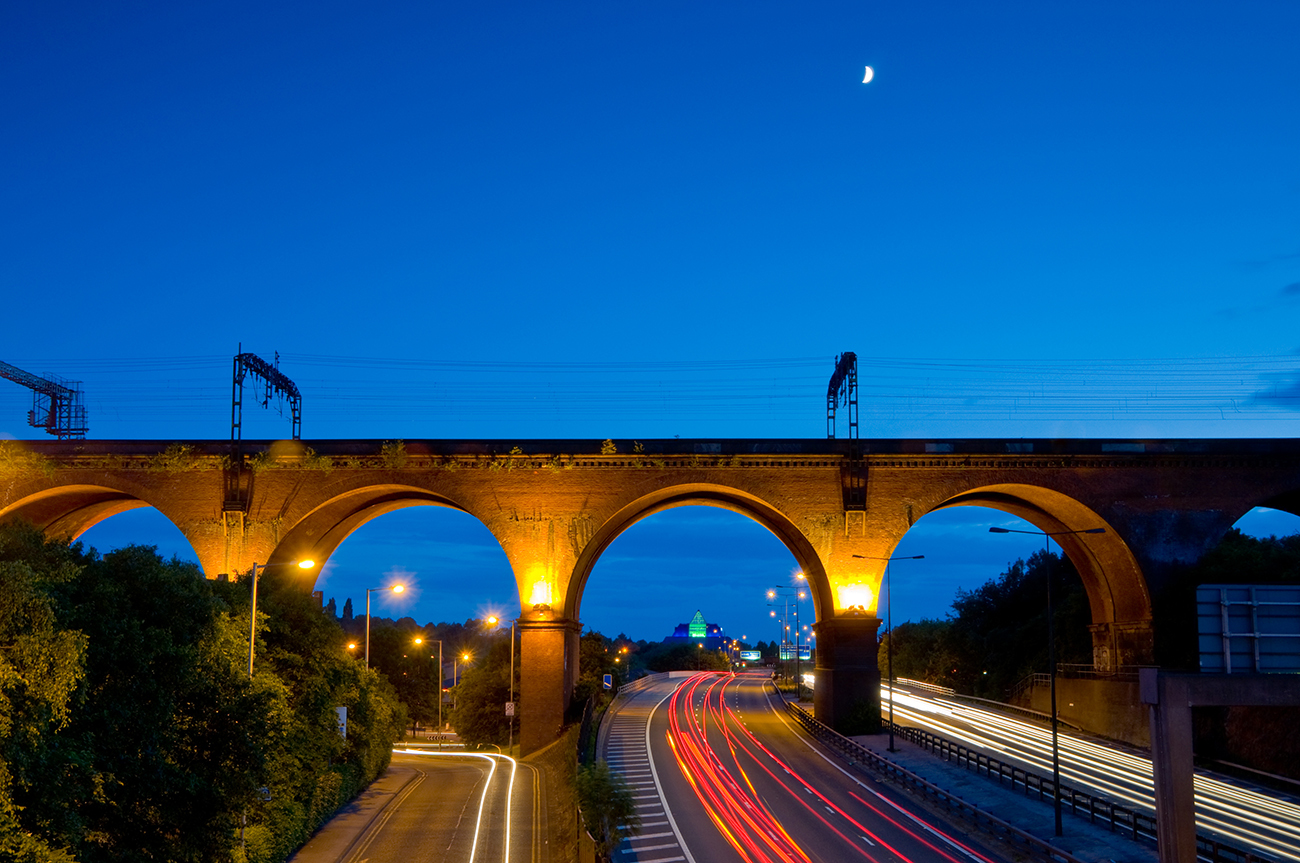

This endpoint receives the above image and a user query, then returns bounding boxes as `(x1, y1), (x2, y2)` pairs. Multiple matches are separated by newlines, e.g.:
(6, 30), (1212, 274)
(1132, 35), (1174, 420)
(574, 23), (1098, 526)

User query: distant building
(665, 610), (728, 650)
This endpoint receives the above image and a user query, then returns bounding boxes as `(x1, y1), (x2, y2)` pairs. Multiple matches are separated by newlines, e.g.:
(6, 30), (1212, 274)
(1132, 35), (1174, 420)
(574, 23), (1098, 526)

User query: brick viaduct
(3, 437), (1298, 755)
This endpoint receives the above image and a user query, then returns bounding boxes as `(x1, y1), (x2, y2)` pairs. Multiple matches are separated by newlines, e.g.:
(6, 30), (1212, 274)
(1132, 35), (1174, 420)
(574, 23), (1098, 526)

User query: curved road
(290, 749), (543, 863)
(605, 671), (1010, 863)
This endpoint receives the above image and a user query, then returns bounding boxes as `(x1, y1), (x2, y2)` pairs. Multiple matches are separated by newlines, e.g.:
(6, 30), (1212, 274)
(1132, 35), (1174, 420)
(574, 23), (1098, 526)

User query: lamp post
(767, 591), (789, 686)
(768, 585), (802, 697)
(508, 619), (516, 751)
(988, 525), (1105, 837)
(485, 614), (518, 752)
(364, 583), (405, 668)
(248, 559), (316, 677)
(852, 553), (924, 752)
(428, 638), (443, 748)
(793, 592), (802, 698)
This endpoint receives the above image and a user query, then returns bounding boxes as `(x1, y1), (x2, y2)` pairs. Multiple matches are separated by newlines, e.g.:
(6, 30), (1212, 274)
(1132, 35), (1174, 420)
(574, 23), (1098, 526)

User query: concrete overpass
(3, 436), (1298, 754)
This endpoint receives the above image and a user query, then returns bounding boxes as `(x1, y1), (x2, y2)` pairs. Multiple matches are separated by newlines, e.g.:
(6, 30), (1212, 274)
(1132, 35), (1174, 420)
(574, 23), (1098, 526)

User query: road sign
(505, 701), (515, 717)
(603, 673), (613, 690)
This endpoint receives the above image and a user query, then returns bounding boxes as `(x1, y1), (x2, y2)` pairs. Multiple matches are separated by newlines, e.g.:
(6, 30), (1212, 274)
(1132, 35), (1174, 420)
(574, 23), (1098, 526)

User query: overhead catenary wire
(0, 354), (1296, 439)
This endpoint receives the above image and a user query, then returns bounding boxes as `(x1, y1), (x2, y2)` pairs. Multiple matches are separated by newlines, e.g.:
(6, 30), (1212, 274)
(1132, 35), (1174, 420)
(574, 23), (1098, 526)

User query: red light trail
(666, 672), (1001, 863)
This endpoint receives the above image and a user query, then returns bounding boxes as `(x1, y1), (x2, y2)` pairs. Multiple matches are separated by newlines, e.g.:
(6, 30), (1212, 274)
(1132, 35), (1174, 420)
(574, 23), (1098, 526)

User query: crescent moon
(862, 66), (874, 84)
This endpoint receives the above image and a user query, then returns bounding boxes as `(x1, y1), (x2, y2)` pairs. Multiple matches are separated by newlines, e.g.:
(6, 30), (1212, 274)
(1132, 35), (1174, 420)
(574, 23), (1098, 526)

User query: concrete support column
(1141, 670), (1197, 863)
(812, 614), (882, 735)
(1140, 669), (1300, 863)
(518, 615), (580, 756)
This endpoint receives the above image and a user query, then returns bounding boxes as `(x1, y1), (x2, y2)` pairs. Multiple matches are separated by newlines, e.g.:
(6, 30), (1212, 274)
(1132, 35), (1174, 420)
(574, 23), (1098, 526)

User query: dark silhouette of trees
(883, 549), (1091, 699)
(0, 521), (404, 862)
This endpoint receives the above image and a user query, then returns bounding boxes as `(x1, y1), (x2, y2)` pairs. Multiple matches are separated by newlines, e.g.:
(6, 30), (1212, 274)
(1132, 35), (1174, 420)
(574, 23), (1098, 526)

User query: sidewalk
(849, 731), (1159, 863)
(286, 763), (420, 863)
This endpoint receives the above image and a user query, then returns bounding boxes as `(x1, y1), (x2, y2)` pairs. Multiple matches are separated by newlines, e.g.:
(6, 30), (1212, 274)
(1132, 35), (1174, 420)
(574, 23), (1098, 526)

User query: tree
(641, 642), (730, 673)
(576, 761), (639, 863)
(0, 522), (407, 863)
(449, 637), (513, 749)
(0, 522), (86, 862)
(879, 550), (1091, 699)
(941, 549), (1090, 697)
(58, 546), (278, 862)
(880, 619), (955, 684)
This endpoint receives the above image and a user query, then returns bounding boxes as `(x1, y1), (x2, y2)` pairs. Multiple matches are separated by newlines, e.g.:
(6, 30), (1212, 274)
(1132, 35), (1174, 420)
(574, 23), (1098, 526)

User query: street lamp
(988, 525), (1105, 837)
(852, 553), (924, 752)
(364, 583), (405, 668)
(769, 586), (802, 698)
(248, 559), (316, 677)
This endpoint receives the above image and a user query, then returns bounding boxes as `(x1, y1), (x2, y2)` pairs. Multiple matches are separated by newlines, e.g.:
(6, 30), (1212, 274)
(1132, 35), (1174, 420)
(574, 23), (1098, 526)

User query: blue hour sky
(3, 1), (1299, 642)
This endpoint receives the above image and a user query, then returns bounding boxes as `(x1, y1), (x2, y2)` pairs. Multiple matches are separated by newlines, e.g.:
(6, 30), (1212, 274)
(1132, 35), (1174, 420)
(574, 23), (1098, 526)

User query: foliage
(246, 447), (332, 474)
(1155, 527), (1300, 668)
(0, 441), (55, 481)
(641, 642), (730, 674)
(0, 523), (86, 863)
(504, 446), (524, 470)
(878, 619), (955, 684)
(379, 440), (407, 470)
(232, 574), (404, 862)
(146, 443), (204, 472)
(576, 761), (639, 863)
(0, 522), (404, 863)
(449, 637), (514, 749)
(572, 631), (624, 707)
(883, 550), (1091, 698)
(600, 439), (617, 455)
(297, 448), (334, 473)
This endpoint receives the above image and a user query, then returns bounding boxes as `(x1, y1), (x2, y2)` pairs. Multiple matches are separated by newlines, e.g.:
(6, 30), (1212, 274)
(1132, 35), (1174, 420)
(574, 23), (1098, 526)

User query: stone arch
(0, 483), (203, 562)
(269, 484), (484, 582)
(566, 483), (829, 624)
(925, 483), (1153, 667)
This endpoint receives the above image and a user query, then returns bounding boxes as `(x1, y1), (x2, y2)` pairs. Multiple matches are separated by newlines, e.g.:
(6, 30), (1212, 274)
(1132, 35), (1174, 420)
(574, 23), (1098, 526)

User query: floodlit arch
(567, 483), (829, 625)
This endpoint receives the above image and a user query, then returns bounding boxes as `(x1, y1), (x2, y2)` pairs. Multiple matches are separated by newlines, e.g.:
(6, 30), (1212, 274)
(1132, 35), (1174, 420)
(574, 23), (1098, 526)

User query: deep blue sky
(4, 2), (1299, 641)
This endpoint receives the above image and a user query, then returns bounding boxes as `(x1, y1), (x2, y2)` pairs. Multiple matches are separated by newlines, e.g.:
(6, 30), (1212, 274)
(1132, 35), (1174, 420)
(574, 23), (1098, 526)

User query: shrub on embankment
(0, 521), (404, 863)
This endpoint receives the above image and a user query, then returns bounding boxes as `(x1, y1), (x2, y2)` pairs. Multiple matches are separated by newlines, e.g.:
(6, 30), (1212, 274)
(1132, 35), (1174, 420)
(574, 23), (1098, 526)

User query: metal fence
(773, 691), (1088, 863)
(885, 720), (1271, 863)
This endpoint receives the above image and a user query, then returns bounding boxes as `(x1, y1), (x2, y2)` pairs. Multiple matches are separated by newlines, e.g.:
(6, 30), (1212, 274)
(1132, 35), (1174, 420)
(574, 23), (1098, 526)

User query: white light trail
(395, 749), (518, 863)
(884, 690), (1300, 861)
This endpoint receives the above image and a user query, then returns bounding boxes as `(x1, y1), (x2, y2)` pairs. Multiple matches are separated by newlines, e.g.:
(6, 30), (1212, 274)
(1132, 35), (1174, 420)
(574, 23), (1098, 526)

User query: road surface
(884, 682), (1300, 862)
(603, 671), (1011, 863)
(288, 748), (543, 863)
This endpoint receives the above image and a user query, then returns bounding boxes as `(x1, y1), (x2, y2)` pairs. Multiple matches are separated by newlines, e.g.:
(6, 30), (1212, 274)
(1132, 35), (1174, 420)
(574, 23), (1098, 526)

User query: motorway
(885, 683), (1300, 862)
(289, 748), (543, 863)
(603, 671), (1011, 863)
